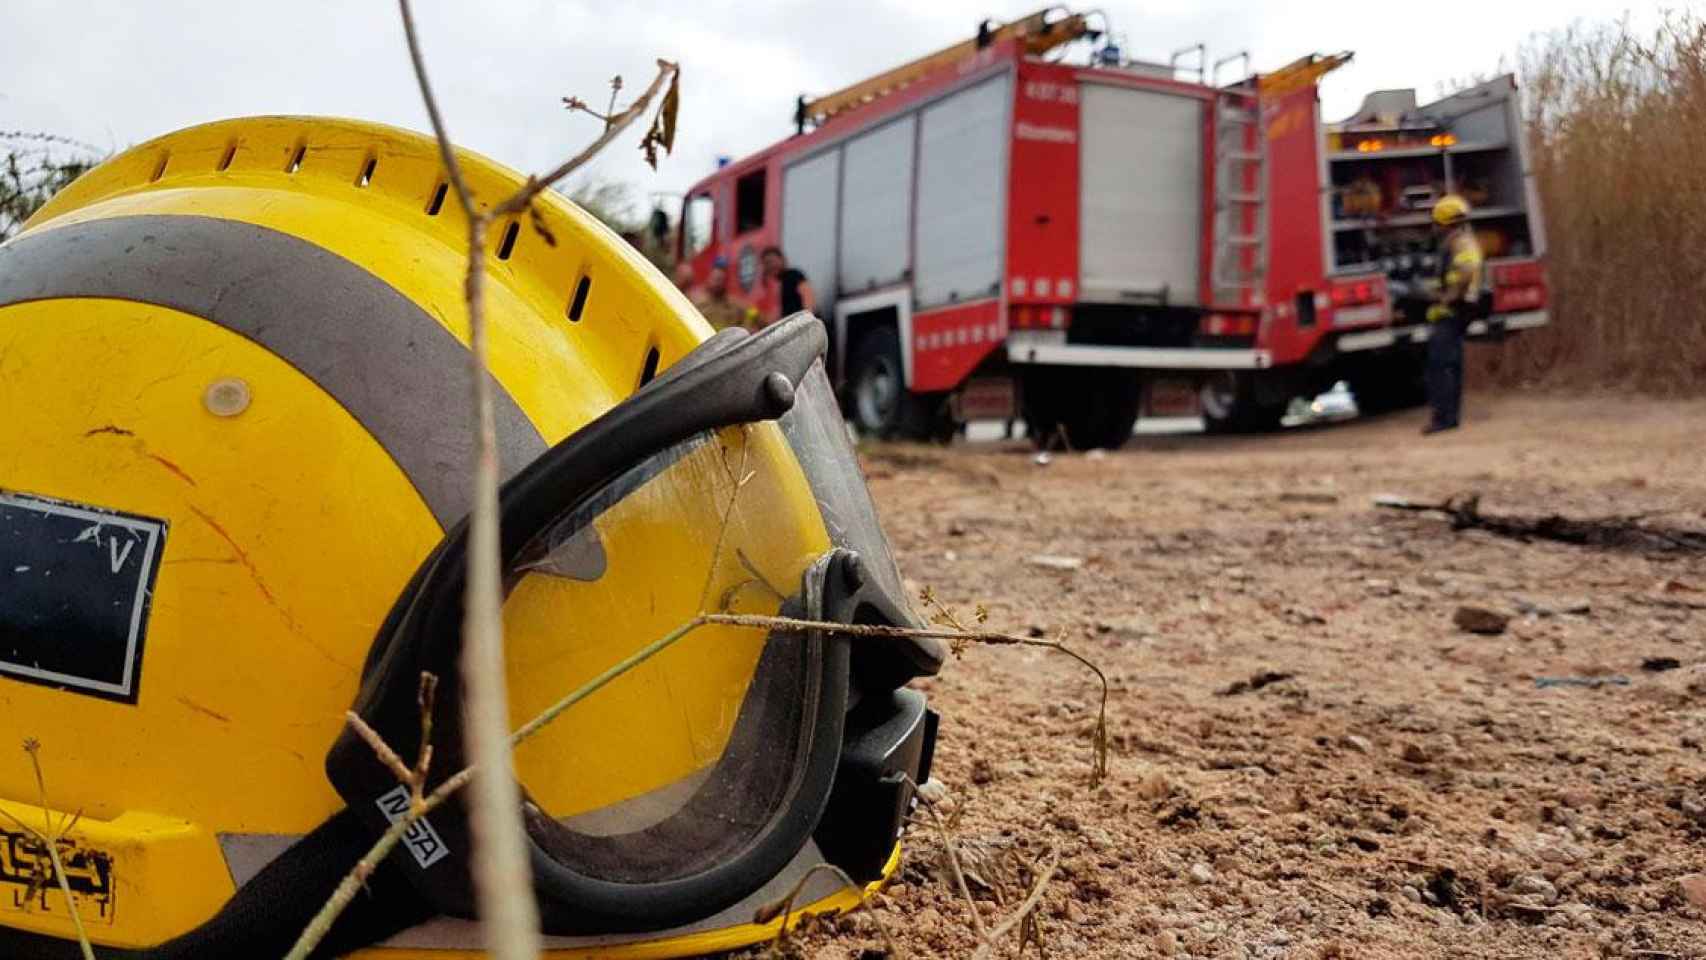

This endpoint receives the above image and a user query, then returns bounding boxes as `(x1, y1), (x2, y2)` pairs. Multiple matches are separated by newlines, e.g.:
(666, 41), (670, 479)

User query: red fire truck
(675, 9), (1548, 446)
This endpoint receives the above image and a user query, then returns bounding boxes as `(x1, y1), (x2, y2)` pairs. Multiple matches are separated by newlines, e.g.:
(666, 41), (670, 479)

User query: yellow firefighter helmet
(1432, 193), (1471, 227)
(0, 117), (940, 958)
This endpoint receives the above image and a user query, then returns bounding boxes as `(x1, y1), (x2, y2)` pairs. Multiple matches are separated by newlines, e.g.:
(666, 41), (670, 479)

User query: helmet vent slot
(285, 142), (306, 174)
(150, 151), (170, 182)
(217, 143), (237, 172)
(355, 154), (377, 188)
(426, 181), (448, 216)
(567, 274), (591, 322)
(496, 220), (520, 260)
(638, 344), (660, 387)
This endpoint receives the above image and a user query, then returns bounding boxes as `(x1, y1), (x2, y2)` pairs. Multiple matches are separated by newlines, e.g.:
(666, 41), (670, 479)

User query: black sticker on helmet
(0, 491), (166, 704)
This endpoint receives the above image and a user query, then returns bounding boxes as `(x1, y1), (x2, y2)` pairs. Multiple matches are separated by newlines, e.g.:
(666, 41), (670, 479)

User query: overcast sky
(0, 1), (1681, 217)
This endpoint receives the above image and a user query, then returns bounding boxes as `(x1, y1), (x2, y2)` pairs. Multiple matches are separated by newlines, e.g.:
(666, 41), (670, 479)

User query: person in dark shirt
(760, 246), (816, 326)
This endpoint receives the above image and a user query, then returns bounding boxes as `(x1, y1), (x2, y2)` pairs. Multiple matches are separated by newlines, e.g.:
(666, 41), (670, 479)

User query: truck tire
(1200, 372), (1286, 435)
(1347, 356), (1426, 416)
(1022, 367), (1141, 451)
(847, 326), (954, 442)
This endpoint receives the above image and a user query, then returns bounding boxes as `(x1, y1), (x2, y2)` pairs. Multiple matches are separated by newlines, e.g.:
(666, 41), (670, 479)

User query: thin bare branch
(704, 613), (1109, 784)
(396, 0), (474, 216)
(971, 847), (1061, 960)
(346, 711), (415, 787)
(292, 602), (1108, 958)
(751, 862), (904, 959)
(283, 763), (476, 960)
(22, 741), (94, 960)
(491, 60), (677, 219)
(414, 671), (438, 798)
(902, 774), (987, 939)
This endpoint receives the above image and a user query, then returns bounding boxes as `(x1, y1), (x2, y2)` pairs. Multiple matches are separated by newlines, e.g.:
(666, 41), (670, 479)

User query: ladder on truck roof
(1211, 82), (1266, 306)
(794, 8), (1097, 131)
(1210, 52), (1353, 306)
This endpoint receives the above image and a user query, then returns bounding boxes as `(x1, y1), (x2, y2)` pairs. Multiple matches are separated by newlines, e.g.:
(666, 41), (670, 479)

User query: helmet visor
(504, 421), (835, 886)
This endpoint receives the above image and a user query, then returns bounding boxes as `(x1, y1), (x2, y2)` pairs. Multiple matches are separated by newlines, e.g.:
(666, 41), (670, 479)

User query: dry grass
(1471, 12), (1706, 393)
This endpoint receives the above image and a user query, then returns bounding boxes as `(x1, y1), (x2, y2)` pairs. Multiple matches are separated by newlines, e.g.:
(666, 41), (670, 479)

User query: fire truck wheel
(1022, 367), (1140, 451)
(1200, 372), (1286, 435)
(848, 326), (953, 442)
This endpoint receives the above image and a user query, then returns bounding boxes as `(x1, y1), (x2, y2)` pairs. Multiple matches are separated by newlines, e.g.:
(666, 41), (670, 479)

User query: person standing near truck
(1422, 194), (1484, 435)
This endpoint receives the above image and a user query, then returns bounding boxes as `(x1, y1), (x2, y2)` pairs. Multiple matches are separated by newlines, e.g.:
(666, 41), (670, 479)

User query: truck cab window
(682, 193), (714, 259)
(735, 169), (766, 234)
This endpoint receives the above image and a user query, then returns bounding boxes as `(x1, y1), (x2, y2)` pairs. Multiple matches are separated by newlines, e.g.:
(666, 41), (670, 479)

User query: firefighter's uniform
(696, 293), (759, 332)
(1424, 195), (1484, 433)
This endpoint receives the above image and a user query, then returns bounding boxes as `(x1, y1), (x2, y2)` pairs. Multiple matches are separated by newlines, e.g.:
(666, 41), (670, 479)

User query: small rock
(946, 520), (967, 537)
(943, 549), (958, 562)
(1534, 835), (1586, 865)
(1189, 862), (1215, 885)
(1085, 448), (1108, 461)
(915, 778), (948, 804)
(1136, 769), (1172, 801)
(1342, 734), (1374, 755)
(1155, 930), (1179, 956)
(1454, 605), (1510, 635)
(970, 756), (995, 785)
(1400, 885), (1423, 903)
(1679, 874), (1706, 910)
(1641, 656), (1682, 672)
(1512, 875), (1558, 903)
(1026, 554), (1084, 571)
(1365, 578), (1397, 595)
(1557, 903), (1593, 928)
(1033, 452), (1053, 466)
(1401, 742), (1431, 764)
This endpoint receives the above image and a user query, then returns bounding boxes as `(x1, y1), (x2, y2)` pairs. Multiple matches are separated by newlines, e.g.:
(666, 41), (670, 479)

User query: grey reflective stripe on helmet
(0, 214), (548, 529)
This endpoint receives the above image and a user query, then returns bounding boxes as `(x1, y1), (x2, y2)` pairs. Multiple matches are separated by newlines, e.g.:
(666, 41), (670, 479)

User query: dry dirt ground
(772, 394), (1706, 959)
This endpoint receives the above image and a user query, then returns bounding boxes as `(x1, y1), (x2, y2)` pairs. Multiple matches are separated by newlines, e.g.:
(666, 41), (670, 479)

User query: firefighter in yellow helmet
(1422, 194), (1484, 435)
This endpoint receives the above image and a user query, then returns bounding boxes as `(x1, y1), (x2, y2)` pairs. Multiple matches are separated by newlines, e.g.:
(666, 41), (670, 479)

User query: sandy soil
(775, 395), (1706, 959)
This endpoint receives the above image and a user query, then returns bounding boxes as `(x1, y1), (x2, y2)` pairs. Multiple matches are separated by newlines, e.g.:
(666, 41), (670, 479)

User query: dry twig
(971, 846), (1061, 960)
(9, 740), (95, 960)
(390, 3), (680, 958)
(900, 774), (987, 938)
(752, 862), (904, 959)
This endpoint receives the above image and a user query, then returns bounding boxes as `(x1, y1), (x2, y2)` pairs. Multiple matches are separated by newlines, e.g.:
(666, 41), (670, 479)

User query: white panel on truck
(781, 148), (841, 317)
(1078, 83), (1203, 305)
(915, 72), (1012, 310)
(838, 116), (915, 295)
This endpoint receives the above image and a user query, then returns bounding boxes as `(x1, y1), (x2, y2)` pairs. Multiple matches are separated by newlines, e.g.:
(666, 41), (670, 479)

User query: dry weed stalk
(970, 846), (1061, 960)
(0, 741), (95, 960)
(752, 862), (904, 959)
(395, 1), (678, 957)
(900, 773), (987, 939)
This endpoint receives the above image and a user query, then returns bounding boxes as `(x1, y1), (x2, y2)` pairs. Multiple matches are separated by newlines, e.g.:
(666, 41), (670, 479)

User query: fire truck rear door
(1078, 83), (1204, 306)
